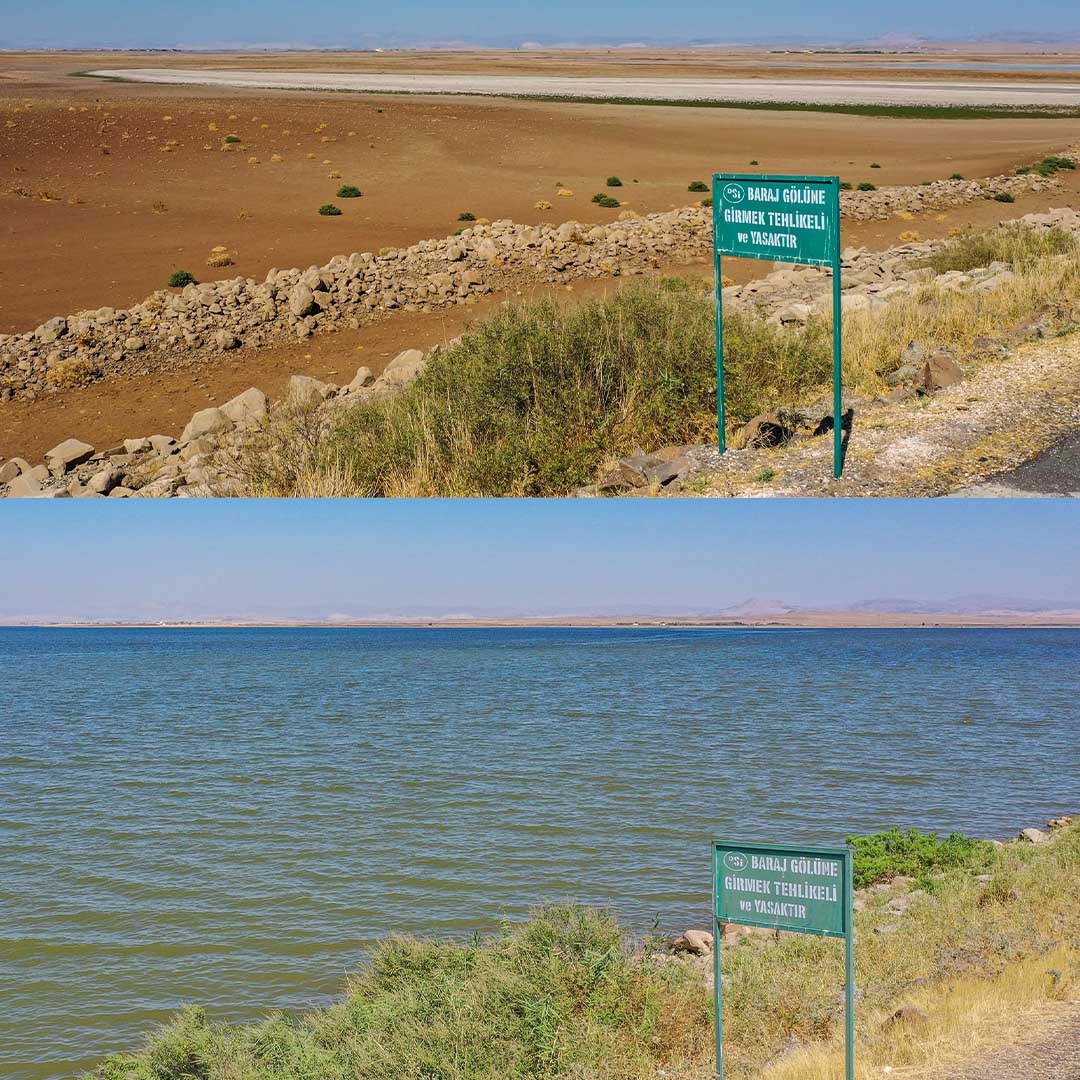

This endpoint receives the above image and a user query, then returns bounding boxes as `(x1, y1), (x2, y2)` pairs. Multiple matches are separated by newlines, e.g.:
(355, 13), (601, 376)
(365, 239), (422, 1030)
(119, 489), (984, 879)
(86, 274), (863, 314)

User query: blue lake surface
(2, 626), (1078, 1078)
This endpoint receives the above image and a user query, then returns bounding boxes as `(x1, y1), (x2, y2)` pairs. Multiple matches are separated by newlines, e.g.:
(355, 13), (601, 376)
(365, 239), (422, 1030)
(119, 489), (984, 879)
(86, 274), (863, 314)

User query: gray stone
(180, 407), (234, 445)
(220, 387), (267, 426)
(344, 366), (375, 393)
(6, 472), (43, 497)
(87, 467), (121, 495)
(671, 929), (714, 956)
(123, 437), (152, 454)
(149, 434), (178, 455)
(45, 438), (95, 473)
(287, 374), (336, 404)
(378, 349), (426, 388)
(1019, 827), (1050, 844)
(288, 283), (317, 318)
(214, 330), (241, 350)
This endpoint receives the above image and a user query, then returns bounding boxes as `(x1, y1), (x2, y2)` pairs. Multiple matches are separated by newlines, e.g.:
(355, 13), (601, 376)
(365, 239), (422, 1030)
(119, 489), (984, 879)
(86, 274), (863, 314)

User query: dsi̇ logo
(722, 183), (745, 204)
(723, 851), (749, 872)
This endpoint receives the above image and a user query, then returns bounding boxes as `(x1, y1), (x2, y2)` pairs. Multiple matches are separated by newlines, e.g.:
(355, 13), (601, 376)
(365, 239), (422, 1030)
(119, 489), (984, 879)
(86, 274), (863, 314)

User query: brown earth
(2, 53), (1080, 464)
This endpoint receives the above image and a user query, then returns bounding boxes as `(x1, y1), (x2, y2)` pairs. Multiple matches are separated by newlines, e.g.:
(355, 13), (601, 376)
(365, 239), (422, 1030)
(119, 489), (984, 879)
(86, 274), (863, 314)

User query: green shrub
(318, 203), (342, 216)
(167, 270), (196, 288)
(606, 176), (623, 187)
(950, 172), (965, 180)
(591, 193), (606, 204)
(749, 159), (759, 165)
(857, 182), (877, 191)
(458, 211), (476, 222)
(336, 185), (362, 198)
(847, 828), (993, 888)
(245, 280), (834, 497)
(700, 197), (713, 208)
(1019, 155), (1077, 177)
(598, 195), (620, 208)
(688, 180), (709, 192)
(839, 181), (853, 191)
(870, 162), (881, 168)
(223, 135), (241, 144)
(994, 191), (1016, 203)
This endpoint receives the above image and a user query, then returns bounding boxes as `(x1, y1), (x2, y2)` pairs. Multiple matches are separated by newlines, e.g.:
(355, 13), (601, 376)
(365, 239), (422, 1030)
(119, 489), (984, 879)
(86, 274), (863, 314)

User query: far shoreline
(7, 612), (1080, 630)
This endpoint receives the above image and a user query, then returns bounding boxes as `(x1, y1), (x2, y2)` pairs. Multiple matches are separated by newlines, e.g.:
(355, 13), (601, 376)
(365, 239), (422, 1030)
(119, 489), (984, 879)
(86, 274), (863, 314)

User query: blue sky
(0, 500), (1076, 621)
(2, 0), (1076, 49)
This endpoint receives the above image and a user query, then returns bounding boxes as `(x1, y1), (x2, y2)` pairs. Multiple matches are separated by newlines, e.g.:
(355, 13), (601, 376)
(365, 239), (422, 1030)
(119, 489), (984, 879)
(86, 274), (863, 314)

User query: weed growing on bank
(241, 281), (831, 497)
(915, 223), (1079, 275)
(88, 823), (1080, 1080)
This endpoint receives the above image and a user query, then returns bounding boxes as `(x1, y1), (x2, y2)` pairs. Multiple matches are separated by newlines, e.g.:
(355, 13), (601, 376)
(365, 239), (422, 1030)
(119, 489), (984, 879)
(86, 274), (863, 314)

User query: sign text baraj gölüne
(716, 179), (837, 266)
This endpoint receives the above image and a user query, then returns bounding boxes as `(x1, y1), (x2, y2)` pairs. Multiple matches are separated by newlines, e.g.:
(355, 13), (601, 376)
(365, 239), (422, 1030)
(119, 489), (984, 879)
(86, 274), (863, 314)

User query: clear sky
(0, 500), (1076, 621)
(1, 0), (1075, 50)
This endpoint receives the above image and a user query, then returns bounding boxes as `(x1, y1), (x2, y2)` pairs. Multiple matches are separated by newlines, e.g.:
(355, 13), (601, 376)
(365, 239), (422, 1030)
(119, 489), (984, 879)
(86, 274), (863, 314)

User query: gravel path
(85, 69), (1080, 108)
(940, 1002), (1080, 1080)
(680, 333), (1080, 498)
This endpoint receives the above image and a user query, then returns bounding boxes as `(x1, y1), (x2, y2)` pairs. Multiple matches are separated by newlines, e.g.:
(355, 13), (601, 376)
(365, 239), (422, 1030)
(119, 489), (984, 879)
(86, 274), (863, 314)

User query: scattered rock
(738, 413), (793, 449)
(220, 387), (267, 426)
(180, 407), (234, 444)
(45, 438), (95, 474)
(671, 929), (714, 955)
(287, 374), (336, 404)
(1019, 827), (1051, 844)
(6, 472), (43, 497)
(884, 1005), (930, 1027)
(378, 349), (426, 388)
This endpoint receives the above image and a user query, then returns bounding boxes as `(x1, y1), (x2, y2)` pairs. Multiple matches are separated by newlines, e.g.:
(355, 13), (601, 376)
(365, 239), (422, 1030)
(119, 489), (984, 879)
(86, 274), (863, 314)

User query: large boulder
(45, 438), (95, 474)
(180, 407), (234, 445)
(1019, 827), (1050, 844)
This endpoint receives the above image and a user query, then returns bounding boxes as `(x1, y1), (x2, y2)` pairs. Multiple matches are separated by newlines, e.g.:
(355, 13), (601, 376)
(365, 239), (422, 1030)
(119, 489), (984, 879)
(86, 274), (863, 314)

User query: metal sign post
(712, 174), (845, 477)
(712, 841), (855, 1080)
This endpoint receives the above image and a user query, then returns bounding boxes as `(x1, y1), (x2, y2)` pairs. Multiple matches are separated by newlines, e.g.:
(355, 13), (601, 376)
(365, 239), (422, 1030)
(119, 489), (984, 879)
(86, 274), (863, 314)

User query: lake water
(2, 627), (1078, 1079)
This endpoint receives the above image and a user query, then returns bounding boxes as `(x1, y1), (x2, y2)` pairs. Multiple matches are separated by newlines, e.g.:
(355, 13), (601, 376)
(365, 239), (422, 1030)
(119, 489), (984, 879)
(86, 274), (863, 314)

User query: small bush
(994, 191), (1016, 203)
(870, 162), (882, 168)
(318, 203), (342, 216)
(749, 159), (759, 165)
(458, 211), (476, 222)
(700, 197), (713, 208)
(597, 195), (620, 208)
(606, 176), (623, 187)
(336, 185), (362, 198)
(591, 193), (606, 204)
(839, 181), (853, 191)
(848, 828), (993, 888)
(857, 182), (877, 191)
(223, 135), (241, 144)
(688, 180), (709, 192)
(1019, 155), (1077, 178)
(950, 172), (965, 180)
(168, 270), (196, 288)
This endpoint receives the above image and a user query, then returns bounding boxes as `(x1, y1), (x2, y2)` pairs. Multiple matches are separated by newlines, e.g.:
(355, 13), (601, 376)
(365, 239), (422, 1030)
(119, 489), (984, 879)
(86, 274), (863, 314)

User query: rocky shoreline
(0, 168), (1061, 405)
(6, 201), (1076, 499)
(662, 813), (1074, 989)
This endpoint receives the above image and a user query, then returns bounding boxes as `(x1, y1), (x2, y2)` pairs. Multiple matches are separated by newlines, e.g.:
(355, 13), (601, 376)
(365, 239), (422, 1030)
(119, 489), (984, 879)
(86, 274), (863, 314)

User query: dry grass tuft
(45, 356), (97, 388)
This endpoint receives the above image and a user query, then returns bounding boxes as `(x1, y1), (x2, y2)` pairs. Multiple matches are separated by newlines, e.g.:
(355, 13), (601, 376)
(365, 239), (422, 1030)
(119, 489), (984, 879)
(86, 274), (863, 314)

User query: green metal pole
(832, 181), (843, 479)
(712, 876), (721, 1080)
(845, 851), (855, 1080)
(713, 197), (726, 455)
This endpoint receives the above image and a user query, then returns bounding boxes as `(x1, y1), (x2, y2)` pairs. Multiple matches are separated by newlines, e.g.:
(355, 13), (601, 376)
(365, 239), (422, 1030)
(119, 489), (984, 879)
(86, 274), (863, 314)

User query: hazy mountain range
(4, 31), (1080, 52)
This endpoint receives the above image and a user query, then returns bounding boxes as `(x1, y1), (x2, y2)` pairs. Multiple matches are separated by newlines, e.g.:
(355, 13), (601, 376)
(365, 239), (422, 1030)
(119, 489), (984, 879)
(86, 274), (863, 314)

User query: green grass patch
(167, 270), (196, 288)
(848, 828), (994, 888)
(1017, 154), (1077, 177)
(336, 184), (362, 198)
